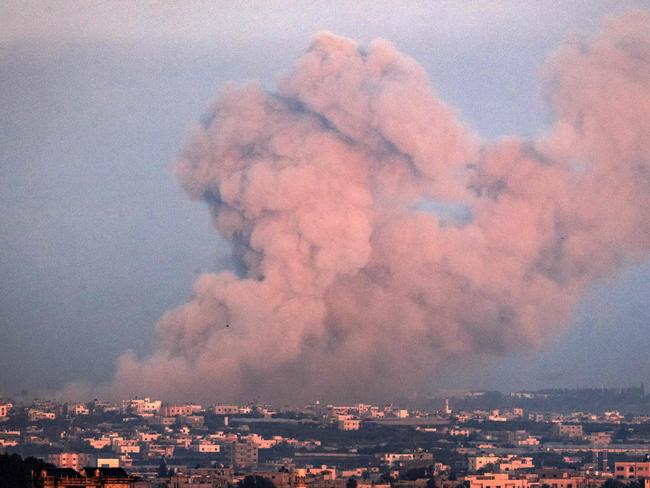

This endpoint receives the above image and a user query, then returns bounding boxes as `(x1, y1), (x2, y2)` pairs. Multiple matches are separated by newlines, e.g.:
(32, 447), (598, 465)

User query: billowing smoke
(111, 12), (650, 402)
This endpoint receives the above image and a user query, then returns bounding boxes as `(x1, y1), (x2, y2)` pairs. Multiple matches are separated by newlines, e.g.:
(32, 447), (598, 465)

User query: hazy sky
(1, 1), (649, 398)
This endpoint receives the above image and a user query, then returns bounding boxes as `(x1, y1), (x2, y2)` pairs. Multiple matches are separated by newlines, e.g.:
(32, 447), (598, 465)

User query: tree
(603, 479), (625, 488)
(0, 453), (54, 488)
(477, 463), (497, 474)
(379, 471), (393, 483)
(238, 475), (276, 488)
(157, 459), (169, 478)
(346, 478), (358, 488)
(402, 467), (430, 481)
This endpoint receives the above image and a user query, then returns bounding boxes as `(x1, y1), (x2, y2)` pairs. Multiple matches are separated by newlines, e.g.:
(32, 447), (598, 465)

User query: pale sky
(1, 0), (649, 397)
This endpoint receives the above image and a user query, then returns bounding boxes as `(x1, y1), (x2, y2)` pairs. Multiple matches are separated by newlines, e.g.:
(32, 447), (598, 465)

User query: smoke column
(111, 13), (650, 402)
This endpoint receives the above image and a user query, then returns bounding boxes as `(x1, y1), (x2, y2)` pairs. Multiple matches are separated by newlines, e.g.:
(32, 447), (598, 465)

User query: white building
(71, 403), (90, 416)
(123, 397), (162, 415)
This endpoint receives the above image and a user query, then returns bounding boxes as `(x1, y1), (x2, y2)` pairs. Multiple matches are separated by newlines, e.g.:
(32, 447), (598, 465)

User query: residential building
(553, 424), (583, 439)
(122, 397), (161, 415)
(469, 456), (501, 472)
(615, 461), (650, 479)
(95, 457), (120, 468)
(0, 403), (12, 418)
(466, 474), (529, 488)
(338, 418), (361, 431)
(161, 404), (196, 417)
(47, 453), (95, 472)
(214, 405), (240, 415)
(230, 440), (258, 469)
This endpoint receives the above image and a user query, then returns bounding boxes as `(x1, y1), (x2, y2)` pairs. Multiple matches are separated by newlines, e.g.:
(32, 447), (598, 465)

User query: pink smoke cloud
(109, 13), (650, 402)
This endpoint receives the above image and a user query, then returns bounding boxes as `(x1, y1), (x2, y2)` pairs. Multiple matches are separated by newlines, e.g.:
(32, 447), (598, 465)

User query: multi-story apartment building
(47, 452), (95, 472)
(553, 424), (583, 439)
(230, 440), (258, 469)
(615, 461), (650, 479)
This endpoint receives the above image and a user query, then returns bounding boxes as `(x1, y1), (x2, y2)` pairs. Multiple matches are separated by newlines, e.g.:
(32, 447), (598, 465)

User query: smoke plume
(111, 13), (650, 402)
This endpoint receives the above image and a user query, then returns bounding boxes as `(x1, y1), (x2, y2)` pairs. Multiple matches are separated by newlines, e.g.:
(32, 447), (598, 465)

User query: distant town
(4, 387), (650, 487)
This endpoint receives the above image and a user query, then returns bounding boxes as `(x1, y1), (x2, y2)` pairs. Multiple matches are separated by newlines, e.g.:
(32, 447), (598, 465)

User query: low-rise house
(338, 418), (361, 431)
(466, 473), (529, 488)
(192, 440), (221, 453)
(213, 405), (240, 415)
(0, 403), (13, 418)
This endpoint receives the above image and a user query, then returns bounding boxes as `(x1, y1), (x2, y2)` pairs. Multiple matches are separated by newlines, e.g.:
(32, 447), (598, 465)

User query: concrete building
(338, 418), (361, 431)
(38, 467), (136, 487)
(0, 403), (13, 417)
(382, 452), (433, 467)
(538, 474), (586, 488)
(466, 474), (529, 488)
(192, 440), (221, 453)
(112, 439), (141, 455)
(499, 456), (534, 473)
(469, 456), (501, 472)
(160, 403), (202, 417)
(468, 455), (533, 473)
(553, 424), (583, 439)
(70, 403), (89, 416)
(95, 457), (120, 468)
(214, 405), (240, 415)
(252, 469), (308, 488)
(615, 461), (650, 479)
(47, 453), (95, 472)
(383, 453), (417, 465)
(585, 432), (612, 445)
(122, 397), (161, 415)
(28, 409), (56, 421)
(231, 440), (259, 469)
